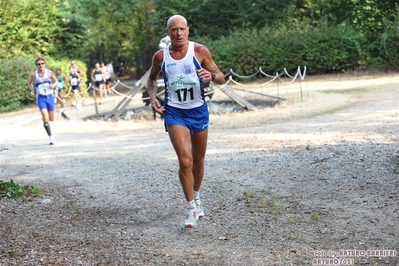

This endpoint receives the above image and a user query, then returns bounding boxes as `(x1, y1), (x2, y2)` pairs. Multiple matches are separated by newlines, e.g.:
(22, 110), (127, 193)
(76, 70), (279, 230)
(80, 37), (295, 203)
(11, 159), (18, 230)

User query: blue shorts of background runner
(164, 104), (209, 136)
(37, 94), (55, 111)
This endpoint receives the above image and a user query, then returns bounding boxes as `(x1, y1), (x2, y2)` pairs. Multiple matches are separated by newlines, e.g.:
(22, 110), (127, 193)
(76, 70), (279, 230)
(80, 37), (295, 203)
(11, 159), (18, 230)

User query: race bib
(168, 73), (200, 105)
(57, 82), (63, 89)
(95, 74), (102, 81)
(70, 77), (78, 86)
(37, 83), (52, 95)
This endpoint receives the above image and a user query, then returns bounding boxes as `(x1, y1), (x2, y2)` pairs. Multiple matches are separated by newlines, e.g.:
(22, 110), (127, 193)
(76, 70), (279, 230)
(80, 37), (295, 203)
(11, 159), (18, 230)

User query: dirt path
(0, 73), (398, 265)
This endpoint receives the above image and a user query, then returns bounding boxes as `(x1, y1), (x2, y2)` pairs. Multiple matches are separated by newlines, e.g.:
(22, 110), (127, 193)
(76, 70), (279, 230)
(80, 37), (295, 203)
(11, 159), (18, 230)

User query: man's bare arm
(195, 44), (224, 85)
(48, 71), (58, 89)
(147, 50), (163, 103)
(147, 50), (165, 113)
(28, 72), (35, 91)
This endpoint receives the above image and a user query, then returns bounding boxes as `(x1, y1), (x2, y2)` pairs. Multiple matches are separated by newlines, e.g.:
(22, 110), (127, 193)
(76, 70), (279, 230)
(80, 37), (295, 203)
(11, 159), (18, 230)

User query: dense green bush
(0, 57), (34, 113)
(381, 8), (399, 70)
(0, 57), (87, 114)
(196, 21), (371, 75)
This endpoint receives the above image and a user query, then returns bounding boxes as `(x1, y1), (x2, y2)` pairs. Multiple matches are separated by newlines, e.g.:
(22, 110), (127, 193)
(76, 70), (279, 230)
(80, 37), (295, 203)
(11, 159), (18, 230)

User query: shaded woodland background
(1, 0), (399, 113)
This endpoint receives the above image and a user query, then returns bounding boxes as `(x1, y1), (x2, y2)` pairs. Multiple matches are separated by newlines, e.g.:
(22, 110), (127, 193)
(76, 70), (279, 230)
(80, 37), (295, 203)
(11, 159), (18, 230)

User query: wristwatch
(211, 72), (216, 81)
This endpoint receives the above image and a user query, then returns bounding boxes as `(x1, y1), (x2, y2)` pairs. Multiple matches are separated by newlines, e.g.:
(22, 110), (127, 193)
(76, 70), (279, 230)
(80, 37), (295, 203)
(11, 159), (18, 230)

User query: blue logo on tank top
(184, 64), (193, 74)
(167, 63), (176, 67)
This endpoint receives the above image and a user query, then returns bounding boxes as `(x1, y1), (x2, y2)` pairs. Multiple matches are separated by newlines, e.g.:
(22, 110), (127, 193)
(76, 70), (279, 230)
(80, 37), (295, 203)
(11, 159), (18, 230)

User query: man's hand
(151, 99), (165, 114)
(197, 68), (213, 82)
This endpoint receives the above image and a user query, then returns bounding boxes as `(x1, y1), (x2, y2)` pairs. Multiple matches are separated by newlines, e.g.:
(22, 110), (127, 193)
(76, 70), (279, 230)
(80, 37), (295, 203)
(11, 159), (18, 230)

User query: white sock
(194, 190), (200, 200)
(187, 200), (196, 209)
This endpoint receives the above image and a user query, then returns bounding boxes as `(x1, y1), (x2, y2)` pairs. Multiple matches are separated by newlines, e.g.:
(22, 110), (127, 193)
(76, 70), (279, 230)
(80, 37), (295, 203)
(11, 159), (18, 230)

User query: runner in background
(100, 61), (111, 96)
(28, 57), (59, 145)
(108, 60), (114, 78)
(106, 61), (114, 95)
(91, 63), (106, 104)
(69, 67), (82, 109)
(70, 60), (86, 106)
(55, 68), (69, 120)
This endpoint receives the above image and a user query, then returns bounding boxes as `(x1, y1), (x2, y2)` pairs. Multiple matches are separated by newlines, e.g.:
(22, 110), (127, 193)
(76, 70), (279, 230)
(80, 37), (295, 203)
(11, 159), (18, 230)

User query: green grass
(255, 190), (285, 214)
(311, 212), (324, 222)
(244, 189), (255, 203)
(0, 179), (41, 199)
(71, 204), (83, 218)
(272, 204), (284, 214)
(1, 248), (21, 257)
(311, 212), (320, 221)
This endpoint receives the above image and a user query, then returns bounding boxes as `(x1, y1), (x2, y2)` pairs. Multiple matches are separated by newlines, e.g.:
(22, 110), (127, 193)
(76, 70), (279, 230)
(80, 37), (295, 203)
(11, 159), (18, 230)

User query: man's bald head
(167, 15), (188, 29)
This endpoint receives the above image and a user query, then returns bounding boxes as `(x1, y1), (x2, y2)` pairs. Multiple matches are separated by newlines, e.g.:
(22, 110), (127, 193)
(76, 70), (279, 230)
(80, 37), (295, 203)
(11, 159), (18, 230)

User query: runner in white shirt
(147, 15), (225, 229)
(28, 57), (59, 145)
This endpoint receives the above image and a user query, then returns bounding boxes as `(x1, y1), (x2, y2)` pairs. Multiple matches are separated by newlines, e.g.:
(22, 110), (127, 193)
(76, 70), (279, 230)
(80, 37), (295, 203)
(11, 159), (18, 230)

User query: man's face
(36, 61), (45, 70)
(167, 18), (189, 47)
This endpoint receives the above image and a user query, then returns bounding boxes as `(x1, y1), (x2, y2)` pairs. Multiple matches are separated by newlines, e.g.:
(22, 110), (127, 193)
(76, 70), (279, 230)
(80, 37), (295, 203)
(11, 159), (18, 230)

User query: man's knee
(192, 157), (205, 169)
(179, 155), (193, 170)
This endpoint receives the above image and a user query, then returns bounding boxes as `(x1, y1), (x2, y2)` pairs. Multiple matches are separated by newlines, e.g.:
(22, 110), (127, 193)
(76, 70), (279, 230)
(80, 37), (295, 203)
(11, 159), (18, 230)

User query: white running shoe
(195, 199), (204, 219)
(184, 208), (198, 228)
(49, 136), (55, 145)
(72, 101), (77, 107)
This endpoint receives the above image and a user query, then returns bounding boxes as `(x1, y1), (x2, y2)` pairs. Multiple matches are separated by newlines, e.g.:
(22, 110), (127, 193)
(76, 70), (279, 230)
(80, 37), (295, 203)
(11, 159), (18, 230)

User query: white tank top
(162, 41), (204, 109)
(34, 70), (53, 95)
(104, 67), (111, 79)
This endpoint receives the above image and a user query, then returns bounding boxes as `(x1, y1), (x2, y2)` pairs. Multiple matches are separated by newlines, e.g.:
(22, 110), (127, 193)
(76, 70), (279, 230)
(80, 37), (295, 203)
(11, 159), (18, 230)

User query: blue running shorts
(164, 104), (209, 135)
(37, 94), (55, 111)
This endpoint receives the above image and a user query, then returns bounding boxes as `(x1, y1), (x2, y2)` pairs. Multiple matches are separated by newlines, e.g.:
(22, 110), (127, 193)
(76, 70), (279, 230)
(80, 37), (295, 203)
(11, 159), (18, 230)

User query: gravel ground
(0, 73), (398, 265)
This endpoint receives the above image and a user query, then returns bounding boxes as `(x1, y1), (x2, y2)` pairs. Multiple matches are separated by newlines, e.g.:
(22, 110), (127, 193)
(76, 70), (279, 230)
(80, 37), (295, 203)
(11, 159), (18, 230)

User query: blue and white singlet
(162, 41), (205, 110)
(34, 70), (53, 95)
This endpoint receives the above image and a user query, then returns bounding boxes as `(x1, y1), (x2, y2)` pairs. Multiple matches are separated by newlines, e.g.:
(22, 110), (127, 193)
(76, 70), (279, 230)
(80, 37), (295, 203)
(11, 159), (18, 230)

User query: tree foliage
(0, 0), (60, 59)
(77, 0), (155, 76)
(0, 0), (399, 113)
(151, 0), (292, 39)
(49, 0), (89, 60)
(381, 6), (399, 70)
